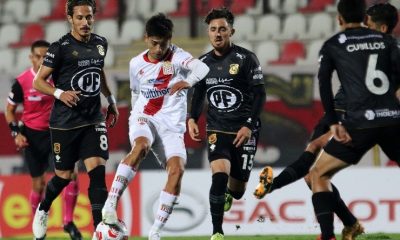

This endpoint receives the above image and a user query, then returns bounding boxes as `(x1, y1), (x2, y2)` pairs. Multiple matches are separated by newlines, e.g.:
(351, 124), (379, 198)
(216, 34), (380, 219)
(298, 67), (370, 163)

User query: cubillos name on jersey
(78, 59), (104, 67)
(346, 42), (385, 52)
(206, 77), (233, 85)
(141, 88), (170, 99)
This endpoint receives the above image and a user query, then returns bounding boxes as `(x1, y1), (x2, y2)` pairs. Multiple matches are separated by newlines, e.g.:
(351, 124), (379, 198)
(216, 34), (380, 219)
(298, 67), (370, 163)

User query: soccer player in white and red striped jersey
(102, 13), (209, 240)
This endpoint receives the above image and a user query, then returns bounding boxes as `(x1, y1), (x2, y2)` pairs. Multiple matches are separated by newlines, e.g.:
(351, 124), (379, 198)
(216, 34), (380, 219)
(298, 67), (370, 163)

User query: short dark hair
(205, 7), (234, 26)
(66, 0), (97, 17)
(367, 3), (398, 34)
(145, 13), (174, 39)
(338, 0), (366, 23)
(31, 40), (50, 52)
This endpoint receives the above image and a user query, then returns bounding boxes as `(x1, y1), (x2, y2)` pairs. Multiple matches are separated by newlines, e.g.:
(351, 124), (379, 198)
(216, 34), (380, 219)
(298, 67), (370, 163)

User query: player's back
(320, 27), (400, 128)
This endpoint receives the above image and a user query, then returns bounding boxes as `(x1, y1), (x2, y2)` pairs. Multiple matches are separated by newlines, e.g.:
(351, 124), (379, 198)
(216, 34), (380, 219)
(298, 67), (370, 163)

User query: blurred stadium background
(0, 0), (399, 238)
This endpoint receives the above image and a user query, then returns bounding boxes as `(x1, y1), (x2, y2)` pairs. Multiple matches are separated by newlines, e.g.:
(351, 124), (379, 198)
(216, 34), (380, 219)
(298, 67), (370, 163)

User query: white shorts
(129, 115), (187, 167)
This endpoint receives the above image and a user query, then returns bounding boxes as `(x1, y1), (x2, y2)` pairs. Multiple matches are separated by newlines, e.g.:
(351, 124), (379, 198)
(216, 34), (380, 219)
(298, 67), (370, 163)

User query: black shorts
(23, 126), (52, 178)
(309, 112), (346, 142)
(207, 130), (259, 182)
(324, 125), (400, 165)
(309, 115), (330, 142)
(50, 123), (109, 170)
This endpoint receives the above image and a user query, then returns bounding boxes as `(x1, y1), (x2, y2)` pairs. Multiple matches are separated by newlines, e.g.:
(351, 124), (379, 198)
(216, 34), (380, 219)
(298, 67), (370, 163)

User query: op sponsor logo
(71, 67), (101, 97)
(207, 85), (243, 112)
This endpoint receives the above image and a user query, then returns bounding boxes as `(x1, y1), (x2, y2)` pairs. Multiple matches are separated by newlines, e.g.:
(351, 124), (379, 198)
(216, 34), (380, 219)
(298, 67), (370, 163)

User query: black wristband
(9, 122), (20, 133)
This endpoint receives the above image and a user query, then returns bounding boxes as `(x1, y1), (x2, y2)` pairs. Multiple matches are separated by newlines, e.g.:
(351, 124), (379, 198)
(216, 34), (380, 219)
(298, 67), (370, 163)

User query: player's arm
(5, 81), (29, 149)
(234, 54), (266, 147)
(170, 53), (210, 95)
(318, 45), (350, 143)
(33, 65), (80, 108)
(188, 80), (207, 142)
(100, 69), (119, 127)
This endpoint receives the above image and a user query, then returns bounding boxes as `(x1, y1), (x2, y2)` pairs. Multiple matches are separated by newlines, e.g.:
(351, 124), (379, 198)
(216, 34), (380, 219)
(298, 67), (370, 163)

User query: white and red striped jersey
(129, 45), (195, 133)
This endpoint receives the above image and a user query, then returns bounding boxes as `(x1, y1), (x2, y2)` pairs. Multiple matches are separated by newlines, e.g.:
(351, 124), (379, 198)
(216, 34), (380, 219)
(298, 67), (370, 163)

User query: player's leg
(254, 120), (331, 198)
(80, 124), (109, 229)
(227, 131), (258, 210)
(310, 128), (373, 240)
(63, 168), (82, 240)
(208, 132), (231, 239)
(24, 127), (50, 214)
(148, 131), (186, 239)
(32, 128), (77, 239)
(103, 118), (154, 224)
(309, 151), (348, 240)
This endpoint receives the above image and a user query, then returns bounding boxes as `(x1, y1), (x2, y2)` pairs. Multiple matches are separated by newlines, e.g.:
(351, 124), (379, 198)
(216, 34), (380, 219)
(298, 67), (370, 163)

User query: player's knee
(168, 165), (184, 179)
(133, 141), (150, 158)
(303, 174), (311, 189)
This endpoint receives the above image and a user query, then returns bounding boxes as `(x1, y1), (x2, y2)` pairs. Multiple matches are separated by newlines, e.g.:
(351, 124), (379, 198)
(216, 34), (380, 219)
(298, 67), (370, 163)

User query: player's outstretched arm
(33, 65), (80, 107)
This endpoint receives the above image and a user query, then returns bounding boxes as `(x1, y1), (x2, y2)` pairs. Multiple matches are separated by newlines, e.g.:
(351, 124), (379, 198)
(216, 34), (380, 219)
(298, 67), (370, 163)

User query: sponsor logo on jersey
(46, 52), (55, 58)
(71, 67), (102, 97)
(140, 88), (170, 99)
(162, 61), (174, 75)
(208, 133), (217, 144)
(137, 117), (148, 125)
(346, 42), (385, 52)
(366, 109), (400, 120)
(53, 143), (61, 154)
(208, 85), (243, 112)
(97, 45), (105, 56)
(338, 34), (347, 44)
(229, 64), (239, 75)
(148, 78), (165, 85)
(206, 78), (233, 85)
(236, 53), (244, 60)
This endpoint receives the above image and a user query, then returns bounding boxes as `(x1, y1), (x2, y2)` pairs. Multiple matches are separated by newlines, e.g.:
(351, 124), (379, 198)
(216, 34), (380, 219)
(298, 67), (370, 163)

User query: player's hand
(233, 126), (252, 148)
(330, 124), (351, 144)
(106, 104), (119, 128)
(14, 133), (29, 150)
(59, 90), (81, 107)
(188, 118), (201, 141)
(396, 88), (400, 102)
(170, 81), (190, 95)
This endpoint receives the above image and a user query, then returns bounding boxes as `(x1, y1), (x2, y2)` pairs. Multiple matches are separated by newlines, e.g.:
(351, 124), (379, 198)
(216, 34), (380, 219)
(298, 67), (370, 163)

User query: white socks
(151, 190), (178, 232)
(107, 163), (136, 207)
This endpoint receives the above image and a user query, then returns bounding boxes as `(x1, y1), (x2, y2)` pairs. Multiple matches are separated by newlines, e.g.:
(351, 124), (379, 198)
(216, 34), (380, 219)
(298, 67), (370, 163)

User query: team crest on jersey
(162, 61), (174, 75)
(53, 143), (61, 154)
(229, 64), (239, 75)
(208, 133), (217, 144)
(97, 45), (105, 56)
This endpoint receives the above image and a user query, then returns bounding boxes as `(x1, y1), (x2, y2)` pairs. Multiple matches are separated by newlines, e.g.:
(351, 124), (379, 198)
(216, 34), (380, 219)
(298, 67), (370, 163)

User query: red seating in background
(169, 0), (202, 17)
(9, 24), (45, 48)
(299, 0), (334, 13)
(230, 0), (255, 14)
(269, 40), (305, 65)
(96, 0), (119, 19)
(41, 0), (67, 20)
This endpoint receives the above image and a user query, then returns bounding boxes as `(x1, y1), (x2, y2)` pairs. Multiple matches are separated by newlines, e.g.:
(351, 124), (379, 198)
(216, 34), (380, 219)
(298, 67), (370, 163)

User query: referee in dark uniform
(188, 7), (266, 240)
(31, 0), (119, 239)
(309, 0), (400, 239)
